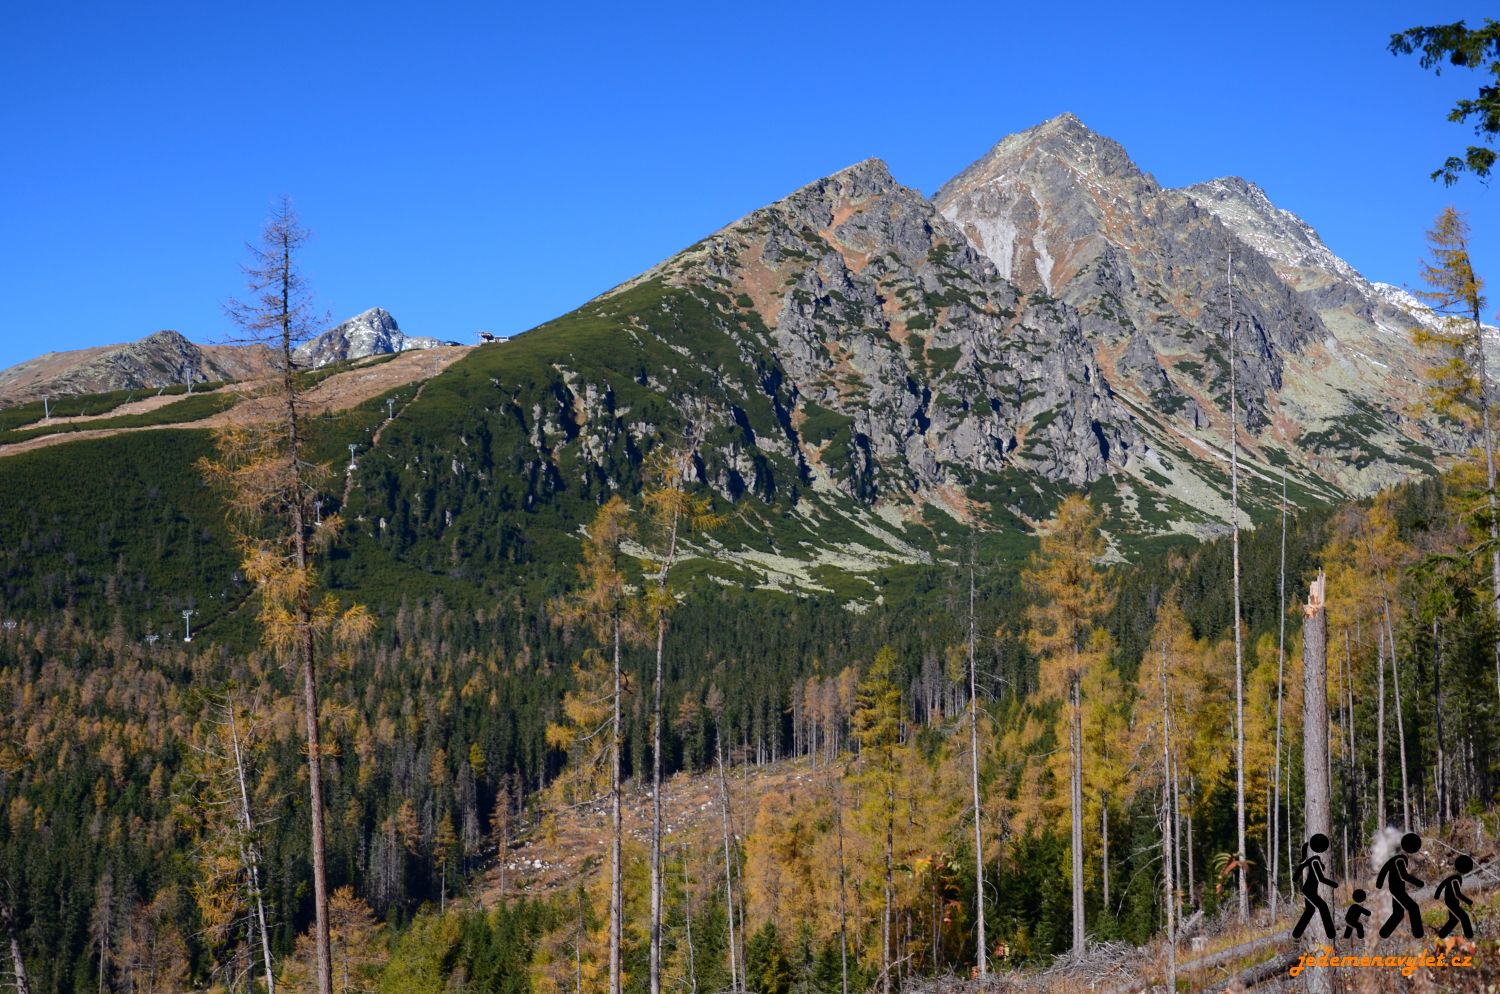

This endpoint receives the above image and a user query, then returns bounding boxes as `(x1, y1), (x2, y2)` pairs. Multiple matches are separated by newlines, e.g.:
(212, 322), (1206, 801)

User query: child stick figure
(1343, 889), (1370, 939)
(1434, 855), (1474, 940)
(1377, 832), (1425, 939)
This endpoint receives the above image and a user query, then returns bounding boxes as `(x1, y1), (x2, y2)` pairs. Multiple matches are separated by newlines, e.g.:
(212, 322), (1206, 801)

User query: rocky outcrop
(1184, 176), (1496, 346)
(617, 157), (1140, 502)
(293, 308), (454, 368)
(0, 330), (273, 403)
(0, 308), (456, 405)
(493, 121), (1473, 546)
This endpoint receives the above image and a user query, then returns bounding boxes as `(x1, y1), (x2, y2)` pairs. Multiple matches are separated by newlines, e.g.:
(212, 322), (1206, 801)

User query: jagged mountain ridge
(0, 308), (453, 404)
(1183, 175), (1500, 353)
(344, 129), (1434, 596)
(292, 307), (455, 368)
(934, 113), (1460, 513)
(614, 157), (1140, 493)
(345, 158), (1157, 595)
(0, 330), (274, 404)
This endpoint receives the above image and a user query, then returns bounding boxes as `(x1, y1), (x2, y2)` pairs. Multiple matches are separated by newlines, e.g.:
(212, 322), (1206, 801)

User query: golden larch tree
(201, 199), (372, 994)
(1023, 495), (1112, 958)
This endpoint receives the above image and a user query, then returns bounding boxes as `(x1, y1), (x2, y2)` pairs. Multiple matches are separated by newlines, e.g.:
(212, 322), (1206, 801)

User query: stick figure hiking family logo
(1291, 832), (1476, 942)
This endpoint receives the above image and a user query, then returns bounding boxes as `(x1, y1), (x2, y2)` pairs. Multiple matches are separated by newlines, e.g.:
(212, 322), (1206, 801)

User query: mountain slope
(619, 156), (1140, 491)
(0, 117), (1475, 606)
(335, 157), (1218, 599)
(0, 331), (274, 404)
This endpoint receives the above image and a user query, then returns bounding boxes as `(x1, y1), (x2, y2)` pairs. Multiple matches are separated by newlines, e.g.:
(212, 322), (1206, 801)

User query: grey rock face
(624, 157), (1140, 503)
(1180, 173), (1477, 473)
(932, 113), (1463, 514)
(1183, 177), (1367, 288)
(293, 308), (452, 368)
(1181, 176), (1493, 349)
(934, 114), (1324, 431)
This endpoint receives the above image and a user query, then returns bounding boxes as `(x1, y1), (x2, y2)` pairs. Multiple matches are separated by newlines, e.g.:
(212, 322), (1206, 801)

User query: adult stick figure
(1434, 855), (1474, 940)
(1292, 833), (1338, 940)
(1377, 832), (1425, 939)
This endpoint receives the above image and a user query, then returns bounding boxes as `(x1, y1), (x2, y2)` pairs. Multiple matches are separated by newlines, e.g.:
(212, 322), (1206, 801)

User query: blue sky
(1, 1), (1495, 371)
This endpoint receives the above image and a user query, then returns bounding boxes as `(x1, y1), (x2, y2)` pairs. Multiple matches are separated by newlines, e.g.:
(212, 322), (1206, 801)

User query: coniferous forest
(5, 436), (1500, 992)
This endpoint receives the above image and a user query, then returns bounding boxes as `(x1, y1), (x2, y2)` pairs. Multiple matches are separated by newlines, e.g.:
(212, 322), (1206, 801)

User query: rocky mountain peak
(3, 119), (1472, 563)
(354, 306), (394, 325)
(592, 152), (1140, 516)
(822, 156), (897, 187)
(1020, 111), (1128, 159)
(933, 116), (1164, 297)
(0, 329), (273, 404)
(292, 308), (453, 368)
(139, 329), (195, 351)
(930, 115), (1464, 508)
(934, 114), (1147, 219)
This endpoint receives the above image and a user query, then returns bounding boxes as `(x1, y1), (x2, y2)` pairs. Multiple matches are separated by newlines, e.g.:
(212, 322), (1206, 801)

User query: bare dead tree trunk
(1100, 800), (1110, 911)
(1350, 629), (1362, 881)
(226, 693), (276, 994)
(1303, 571), (1332, 994)
(1271, 468), (1287, 919)
(1186, 775), (1196, 910)
(0, 893), (29, 994)
(575, 889), (585, 994)
(1264, 780), (1272, 913)
(92, 871), (111, 994)
(1434, 619), (1447, 826)
(650, 504), (681, 994)
(1172, 750), (1183, 922)
(717, 739), (739, 994)
(1070, 673), (1085, 956)
(1226, 251), (1249, 922)
(1368, 543), (1411, 832)
(1376, 617), (1387, 829)
(966, 547), (986, 977)
(882, 762), (895, 994)
(610, 608), (623, 994)
(683, 847), (697, 994)
(834, 773), (850, 994)
(1160, 642), (1177, 994)
(1389, 624), (1410, 833)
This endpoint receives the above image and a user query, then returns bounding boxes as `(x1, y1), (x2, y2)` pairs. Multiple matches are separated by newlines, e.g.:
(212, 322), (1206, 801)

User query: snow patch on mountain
(1185, 177), (1367, 288)
(1371, 282), (1500, 346)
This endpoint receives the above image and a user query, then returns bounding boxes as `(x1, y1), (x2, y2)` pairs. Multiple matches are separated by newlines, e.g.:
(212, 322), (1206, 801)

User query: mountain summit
(936, 114), (1456, 507)
(293, 308), (454, 368)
